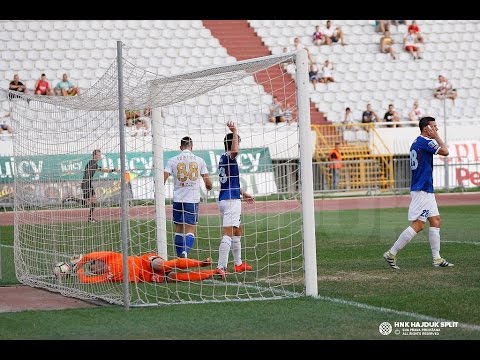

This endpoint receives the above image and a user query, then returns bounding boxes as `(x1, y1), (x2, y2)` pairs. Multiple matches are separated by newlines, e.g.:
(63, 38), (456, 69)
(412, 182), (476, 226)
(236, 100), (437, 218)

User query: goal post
(7, 46), (318, 306)
(296, 49), (318, 297)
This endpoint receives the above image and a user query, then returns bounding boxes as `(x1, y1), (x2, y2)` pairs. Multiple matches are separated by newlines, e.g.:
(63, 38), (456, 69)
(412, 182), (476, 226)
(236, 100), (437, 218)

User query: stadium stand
(249, 19), (480, 125)
(2, 20), (480, 127)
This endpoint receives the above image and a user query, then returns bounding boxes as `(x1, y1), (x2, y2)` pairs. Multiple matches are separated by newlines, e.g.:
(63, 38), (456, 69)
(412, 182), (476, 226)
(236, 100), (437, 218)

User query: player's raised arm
(226, 121), (239, 158)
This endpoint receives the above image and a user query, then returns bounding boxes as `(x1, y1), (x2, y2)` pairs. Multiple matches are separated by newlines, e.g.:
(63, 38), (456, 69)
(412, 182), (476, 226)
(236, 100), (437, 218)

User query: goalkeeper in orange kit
(73, 251), (217, 283)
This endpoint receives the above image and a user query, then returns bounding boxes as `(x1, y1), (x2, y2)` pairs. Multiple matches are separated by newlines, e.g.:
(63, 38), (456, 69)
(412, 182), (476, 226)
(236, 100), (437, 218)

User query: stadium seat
(0, 19), (479, 128)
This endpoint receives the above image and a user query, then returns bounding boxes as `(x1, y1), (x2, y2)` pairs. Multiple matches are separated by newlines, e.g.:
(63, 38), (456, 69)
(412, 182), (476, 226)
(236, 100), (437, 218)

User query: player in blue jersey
(164, 136), (213, 258)
(215, 121), (255, 278)
(384, 116), (454, 269)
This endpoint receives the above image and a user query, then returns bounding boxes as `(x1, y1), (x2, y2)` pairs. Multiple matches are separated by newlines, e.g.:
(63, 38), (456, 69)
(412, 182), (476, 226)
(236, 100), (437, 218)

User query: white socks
(231, 236), (242, 266)
(217, 235), (232, 269)
(390, 226), (417, 256)
(429, 227), (441, 259)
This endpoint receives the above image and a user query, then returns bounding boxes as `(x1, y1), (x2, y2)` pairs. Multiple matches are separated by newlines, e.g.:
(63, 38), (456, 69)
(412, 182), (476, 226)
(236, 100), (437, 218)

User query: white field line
(316, 295), (480, 332)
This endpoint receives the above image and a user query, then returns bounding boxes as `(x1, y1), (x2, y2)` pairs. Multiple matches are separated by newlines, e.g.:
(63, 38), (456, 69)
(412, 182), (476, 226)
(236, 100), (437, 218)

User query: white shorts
(408, 191), (439, 222)
(218, 199), (242, 228)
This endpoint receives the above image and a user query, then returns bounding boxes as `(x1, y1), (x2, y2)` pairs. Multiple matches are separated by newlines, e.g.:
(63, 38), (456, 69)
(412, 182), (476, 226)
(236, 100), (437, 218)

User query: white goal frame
(8, 42), (317, 307)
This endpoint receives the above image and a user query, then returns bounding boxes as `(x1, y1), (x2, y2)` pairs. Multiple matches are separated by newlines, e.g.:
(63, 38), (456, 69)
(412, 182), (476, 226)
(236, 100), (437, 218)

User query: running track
(1, 192), (479, 226)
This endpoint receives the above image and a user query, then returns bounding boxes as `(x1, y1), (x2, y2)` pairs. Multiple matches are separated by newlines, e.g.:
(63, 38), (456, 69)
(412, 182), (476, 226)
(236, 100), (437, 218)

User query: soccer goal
(7, 43), (317, 307)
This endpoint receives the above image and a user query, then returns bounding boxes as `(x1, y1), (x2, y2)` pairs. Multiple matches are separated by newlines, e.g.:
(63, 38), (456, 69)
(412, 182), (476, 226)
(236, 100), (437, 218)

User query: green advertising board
(0, 148), (273, 183)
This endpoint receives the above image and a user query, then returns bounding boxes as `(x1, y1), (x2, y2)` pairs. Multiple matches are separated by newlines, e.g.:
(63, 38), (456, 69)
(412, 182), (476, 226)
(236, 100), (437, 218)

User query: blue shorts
(172, 202), (199, 225)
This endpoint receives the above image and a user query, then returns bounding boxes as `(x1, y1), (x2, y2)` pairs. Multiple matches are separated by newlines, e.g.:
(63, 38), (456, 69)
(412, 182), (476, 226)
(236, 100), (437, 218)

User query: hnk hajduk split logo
(379, 321), (458, 336)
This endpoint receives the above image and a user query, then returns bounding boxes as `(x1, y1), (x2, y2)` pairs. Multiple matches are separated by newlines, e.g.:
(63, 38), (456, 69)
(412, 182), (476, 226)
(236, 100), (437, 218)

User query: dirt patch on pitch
(318, 271), (391, 282)
(0, 285), (97, 313)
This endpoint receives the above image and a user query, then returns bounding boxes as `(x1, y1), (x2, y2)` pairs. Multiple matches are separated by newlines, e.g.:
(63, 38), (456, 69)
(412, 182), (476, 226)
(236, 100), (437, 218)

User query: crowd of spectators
(125, 108), (151, 135)
(376, 20), (424, 60)
(288, 20), (458, 128)
(8, 72), (80, 98)
(334, 75), (456, 129)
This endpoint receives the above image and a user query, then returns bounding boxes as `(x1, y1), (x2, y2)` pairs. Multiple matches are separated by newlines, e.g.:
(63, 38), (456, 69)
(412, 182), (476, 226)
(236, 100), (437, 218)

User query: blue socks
(185, 233), (195, 254)
(174, 233), (196, 257)
(174, 233), (184, 257)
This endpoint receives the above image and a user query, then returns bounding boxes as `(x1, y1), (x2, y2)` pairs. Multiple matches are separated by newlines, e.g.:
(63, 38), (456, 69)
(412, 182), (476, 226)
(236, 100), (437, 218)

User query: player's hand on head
(226, 121), (236, 132)
(426, 124), (438, 138)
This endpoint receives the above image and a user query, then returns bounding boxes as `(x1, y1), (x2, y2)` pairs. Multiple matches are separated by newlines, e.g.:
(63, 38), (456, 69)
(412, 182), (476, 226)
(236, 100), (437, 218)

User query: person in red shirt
(312, 25), (323, 46)
(34, 73), (53, 95)
(408, 20), (424, 43)
(74, 251), (217, 283)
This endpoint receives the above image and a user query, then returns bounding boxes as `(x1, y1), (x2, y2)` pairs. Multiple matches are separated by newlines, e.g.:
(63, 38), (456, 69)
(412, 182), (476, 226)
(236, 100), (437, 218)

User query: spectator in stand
(434, 75), (458, 102)
(362, 104), (379, 127)
(408, 100), (426, 126)
(269, 96), (285, 123)
(34, 73), (53, 96)
(133, 118), (147, 136)
(375, 20), (390, 34)
(380, 31), (397, 60)
(383, 104), (401, 128)
(322, 20), (345, 46)
(342, 107), (355, 127)
(290, 39), (313, 66)
(404, 28), (422, 60)
(54, 73), (80, 96)
(284, 102), (296, 123)
(312, 25), (323, 46)
(125, 109), (141, 127)
(9, 74), (28, 99)
(139, 108), (151, 132)
(319, 60), (335, 83)
(309, 63), (320, 90)
(408, 20), (424, 43)
(0, 111), (13, 136)
(132, 109), (151, 136)
(282, 47), (295, 73)
(305, 47), (314, 66)
(292, 37), (303, 51)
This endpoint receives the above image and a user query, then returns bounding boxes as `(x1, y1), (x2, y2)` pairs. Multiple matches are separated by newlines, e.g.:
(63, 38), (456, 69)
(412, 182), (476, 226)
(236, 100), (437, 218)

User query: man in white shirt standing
(164, 136), (213, 258)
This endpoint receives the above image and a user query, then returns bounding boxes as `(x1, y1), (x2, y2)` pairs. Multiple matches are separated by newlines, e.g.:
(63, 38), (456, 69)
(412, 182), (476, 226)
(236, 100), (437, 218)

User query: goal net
(7, 47), (316, 306)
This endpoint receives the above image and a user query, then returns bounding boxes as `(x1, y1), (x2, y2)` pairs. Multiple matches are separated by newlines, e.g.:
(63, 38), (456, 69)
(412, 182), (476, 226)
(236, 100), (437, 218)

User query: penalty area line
(316, 295), (480, 332)
(443, 240), (480, 246)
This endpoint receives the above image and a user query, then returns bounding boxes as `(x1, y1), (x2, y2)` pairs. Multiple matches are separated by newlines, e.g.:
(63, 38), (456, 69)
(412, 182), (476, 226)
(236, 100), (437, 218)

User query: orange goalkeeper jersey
(77, 251), (162, 284)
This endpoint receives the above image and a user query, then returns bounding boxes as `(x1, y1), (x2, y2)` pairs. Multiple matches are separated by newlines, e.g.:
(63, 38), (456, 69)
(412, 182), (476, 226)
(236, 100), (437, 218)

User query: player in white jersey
(384, 117), (454, 269)
(164, 137), (212, 258)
